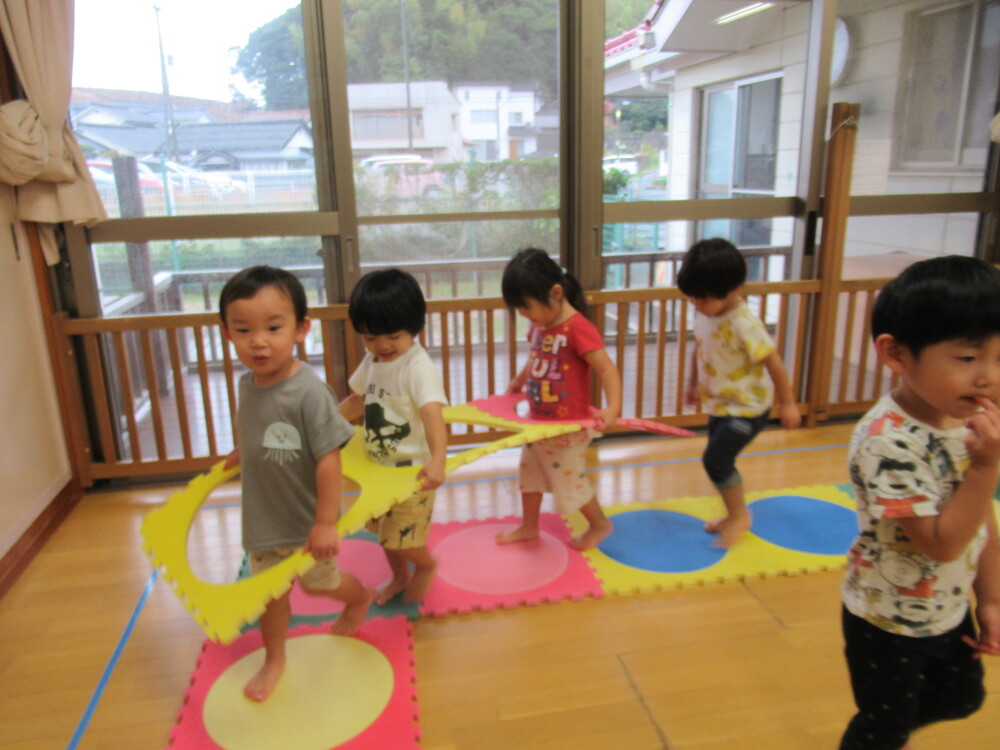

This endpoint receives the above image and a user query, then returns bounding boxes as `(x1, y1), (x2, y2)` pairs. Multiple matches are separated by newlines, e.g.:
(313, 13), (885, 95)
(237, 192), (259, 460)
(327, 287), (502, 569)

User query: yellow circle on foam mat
(203, 634), (394, 750)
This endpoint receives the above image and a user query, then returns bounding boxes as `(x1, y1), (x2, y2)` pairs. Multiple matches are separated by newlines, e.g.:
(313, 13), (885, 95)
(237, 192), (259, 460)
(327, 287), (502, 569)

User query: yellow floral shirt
(694, 300), (775, 417)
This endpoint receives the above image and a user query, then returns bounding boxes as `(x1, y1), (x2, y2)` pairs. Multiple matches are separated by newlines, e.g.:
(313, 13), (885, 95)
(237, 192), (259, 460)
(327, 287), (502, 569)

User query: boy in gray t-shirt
(220, 265), (372, 702)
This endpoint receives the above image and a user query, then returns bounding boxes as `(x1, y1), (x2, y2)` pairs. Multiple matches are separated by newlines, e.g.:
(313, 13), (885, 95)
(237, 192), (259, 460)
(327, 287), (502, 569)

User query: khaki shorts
(370, 490), (435, 549)
(518, 430), (595, 514)
(249, 546), (342, 592)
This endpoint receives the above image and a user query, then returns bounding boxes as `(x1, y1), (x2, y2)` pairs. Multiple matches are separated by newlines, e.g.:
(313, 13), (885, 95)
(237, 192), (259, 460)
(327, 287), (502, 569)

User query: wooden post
(805, 102), (859, 427)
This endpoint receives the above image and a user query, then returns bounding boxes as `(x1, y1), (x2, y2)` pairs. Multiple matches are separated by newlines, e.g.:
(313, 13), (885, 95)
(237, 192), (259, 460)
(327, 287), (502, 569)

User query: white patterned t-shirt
(694, 300), (775, 417)
(841, 394), (987, 637)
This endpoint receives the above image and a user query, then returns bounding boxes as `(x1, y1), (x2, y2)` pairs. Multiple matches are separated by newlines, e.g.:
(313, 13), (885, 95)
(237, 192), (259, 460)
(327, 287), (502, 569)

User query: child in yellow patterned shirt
(677, 238), (801, 547)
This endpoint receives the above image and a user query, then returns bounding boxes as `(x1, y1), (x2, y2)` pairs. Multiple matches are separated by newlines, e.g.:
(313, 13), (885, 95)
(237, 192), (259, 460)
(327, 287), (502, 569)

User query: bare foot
(331, 587), (373, 636)
(705, 515), (751, 548)
(495, 525), (540, 545)
(375, 577), (408, 606)
(244, 656), (285, 702)
(569, 520), (613, 551)
(404, 557), (439, 603)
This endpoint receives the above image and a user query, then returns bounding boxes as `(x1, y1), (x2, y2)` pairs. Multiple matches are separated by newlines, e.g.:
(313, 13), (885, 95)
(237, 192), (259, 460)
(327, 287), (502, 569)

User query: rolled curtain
(0, 0), (106, 263)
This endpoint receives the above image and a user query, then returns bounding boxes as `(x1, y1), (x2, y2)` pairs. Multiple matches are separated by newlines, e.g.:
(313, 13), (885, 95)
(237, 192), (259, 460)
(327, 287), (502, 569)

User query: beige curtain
(0, 0), (106, 263)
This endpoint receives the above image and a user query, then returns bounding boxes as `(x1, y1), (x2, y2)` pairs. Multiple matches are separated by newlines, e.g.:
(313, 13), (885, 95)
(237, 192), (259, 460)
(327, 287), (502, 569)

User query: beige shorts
(370, 490), (435, 549)
(249, 546), (342, 592)
(519, 430), (595, 514)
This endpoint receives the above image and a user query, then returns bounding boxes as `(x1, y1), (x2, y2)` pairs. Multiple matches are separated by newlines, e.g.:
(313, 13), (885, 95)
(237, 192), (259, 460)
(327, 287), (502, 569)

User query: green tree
(605, 0), (650, 39)
(236, 0), (558, 104)
(234, 7), (308, 110)
(621, 99), (667, 133)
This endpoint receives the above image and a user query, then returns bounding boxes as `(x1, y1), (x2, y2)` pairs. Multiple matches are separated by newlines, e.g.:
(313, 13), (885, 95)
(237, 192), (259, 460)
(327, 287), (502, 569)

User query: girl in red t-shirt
(497, 248), (622, 550)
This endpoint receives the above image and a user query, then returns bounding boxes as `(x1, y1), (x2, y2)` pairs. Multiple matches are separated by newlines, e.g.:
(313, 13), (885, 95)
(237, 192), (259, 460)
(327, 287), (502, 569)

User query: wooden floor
(2, 422), (999, 750)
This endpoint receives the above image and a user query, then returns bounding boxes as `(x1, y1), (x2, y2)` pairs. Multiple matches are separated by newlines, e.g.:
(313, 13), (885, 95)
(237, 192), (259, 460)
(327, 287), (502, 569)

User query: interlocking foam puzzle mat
(419, 513), (605, 617)
(170, 617), (418, 750)
(170, 485), (865, 748)
(569, 484), (857, 594)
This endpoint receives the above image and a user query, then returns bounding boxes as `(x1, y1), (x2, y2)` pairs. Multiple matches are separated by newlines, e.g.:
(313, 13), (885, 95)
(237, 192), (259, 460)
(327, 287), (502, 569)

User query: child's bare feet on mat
(244, 656), (285, 701)
(404, 557), (439, 603)
(331, 587), (373, 635)
(375, 577), (408, 606)
(570, 520), (613, 550)
(495, 525), (539, 544)
(705, 514), (750, 548)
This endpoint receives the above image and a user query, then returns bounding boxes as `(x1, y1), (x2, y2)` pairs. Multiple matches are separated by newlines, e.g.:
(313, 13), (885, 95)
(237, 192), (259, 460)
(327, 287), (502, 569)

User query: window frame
(894, 0), (998, 171)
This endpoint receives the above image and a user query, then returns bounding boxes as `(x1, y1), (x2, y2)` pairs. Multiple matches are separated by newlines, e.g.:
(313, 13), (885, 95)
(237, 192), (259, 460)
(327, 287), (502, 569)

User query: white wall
(666, 3), (810, 254)
(0, 187), (71, 559)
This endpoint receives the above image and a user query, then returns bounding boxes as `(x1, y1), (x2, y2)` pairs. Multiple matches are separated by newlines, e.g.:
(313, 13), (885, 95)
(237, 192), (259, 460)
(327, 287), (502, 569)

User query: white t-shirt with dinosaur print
(348, 342), (448, 467)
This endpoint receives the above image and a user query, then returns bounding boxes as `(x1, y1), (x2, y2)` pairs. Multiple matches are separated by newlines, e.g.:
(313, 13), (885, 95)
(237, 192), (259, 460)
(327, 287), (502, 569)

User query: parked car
(86, 159), (165, 201)
(142, 160), (248, 197)
(87, 159), (163, 191)
(358, 154), (445, 198)
(602, 153), (640, 176)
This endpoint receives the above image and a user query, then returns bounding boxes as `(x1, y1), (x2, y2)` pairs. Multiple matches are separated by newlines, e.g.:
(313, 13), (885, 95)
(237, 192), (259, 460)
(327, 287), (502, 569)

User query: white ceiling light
(715, 2), (775, 25)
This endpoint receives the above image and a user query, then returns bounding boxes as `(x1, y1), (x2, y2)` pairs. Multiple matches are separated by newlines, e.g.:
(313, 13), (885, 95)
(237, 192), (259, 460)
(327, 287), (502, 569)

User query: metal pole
(401, 0), (413, 150)
(153, 6), (179, 160)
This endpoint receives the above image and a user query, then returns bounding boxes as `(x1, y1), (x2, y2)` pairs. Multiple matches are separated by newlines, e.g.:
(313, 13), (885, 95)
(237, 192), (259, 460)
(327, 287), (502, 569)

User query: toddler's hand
(305, 523), (340, 560)
(417, 458), (446, 491)
(684, 385), (700, 408)
(965, 600), (1000, 658)
(778, 402), (801, 430)
(965, 397), (1000, 469)
(223, 447), (240, 471)
(591, 407), (617, 430)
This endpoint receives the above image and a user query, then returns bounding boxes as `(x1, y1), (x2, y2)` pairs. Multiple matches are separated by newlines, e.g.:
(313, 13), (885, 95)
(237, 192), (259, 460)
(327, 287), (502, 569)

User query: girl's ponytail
(502, 247), (586, 315)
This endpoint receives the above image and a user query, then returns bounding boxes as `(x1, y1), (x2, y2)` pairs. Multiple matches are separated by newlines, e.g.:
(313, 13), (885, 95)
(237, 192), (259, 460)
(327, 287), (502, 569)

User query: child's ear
(874, 333), (908, 373)
(296, 317), (312, 341)
(550, 283), (565, 303)
(221, 324), (231, 342)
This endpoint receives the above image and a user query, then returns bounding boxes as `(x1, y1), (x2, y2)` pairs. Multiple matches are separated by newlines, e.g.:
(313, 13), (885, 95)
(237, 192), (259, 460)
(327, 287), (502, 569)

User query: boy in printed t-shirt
(839, 255), (1000, 749)
(677, 238), (800, 547)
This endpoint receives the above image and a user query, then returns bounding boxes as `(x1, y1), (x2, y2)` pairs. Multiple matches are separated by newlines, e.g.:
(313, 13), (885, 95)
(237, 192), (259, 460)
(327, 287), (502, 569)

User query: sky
(72, 0), (300, 103)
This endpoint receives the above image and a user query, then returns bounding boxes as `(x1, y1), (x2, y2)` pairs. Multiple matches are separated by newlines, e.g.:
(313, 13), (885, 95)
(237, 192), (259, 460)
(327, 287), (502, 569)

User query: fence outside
(57, 272), (895, 484)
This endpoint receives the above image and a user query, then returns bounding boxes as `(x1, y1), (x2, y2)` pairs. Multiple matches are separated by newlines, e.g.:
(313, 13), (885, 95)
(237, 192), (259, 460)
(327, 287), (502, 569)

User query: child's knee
(702, 454), (739, 488)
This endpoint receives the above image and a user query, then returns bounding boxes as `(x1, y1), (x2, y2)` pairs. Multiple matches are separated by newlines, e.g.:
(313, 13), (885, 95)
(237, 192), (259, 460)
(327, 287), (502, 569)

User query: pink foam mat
(169, 617), (419, 749)
(418, 513), (604, 617)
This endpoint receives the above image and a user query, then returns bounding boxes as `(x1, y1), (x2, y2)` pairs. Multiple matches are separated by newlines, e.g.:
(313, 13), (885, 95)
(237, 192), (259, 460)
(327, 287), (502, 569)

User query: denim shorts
(702, 410), (770, 490)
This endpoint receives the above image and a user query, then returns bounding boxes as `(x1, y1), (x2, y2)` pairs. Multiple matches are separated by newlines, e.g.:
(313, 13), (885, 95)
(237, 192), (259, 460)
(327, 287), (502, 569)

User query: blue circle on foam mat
(598, 509), (727, 573)
(750, 495), (855, 555)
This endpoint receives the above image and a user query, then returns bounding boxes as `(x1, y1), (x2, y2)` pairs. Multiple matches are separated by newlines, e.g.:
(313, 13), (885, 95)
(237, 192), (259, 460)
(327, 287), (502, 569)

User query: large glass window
(699, 76), (782, 248)
(342, 0), (562, 296)
(600, 1), (808, 283)
(830, 0), (999, 270)
(835, 0), (999, 188)
(72, 1), (314, 220)
(897, 1), (999, 168)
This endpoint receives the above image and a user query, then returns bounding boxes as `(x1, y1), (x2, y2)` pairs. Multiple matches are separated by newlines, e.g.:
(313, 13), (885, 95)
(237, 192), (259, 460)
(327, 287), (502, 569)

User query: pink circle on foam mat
(435, 524), (569, 594)
(290, 538), (390, 615)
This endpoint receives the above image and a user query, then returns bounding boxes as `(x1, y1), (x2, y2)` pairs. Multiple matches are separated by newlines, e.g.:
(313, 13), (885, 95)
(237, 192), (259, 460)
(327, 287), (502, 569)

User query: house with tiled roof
(176, 120), (313, 170)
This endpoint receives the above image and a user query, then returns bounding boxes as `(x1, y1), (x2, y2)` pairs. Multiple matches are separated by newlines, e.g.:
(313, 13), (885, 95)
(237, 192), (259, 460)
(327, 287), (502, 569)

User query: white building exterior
(452, 83), (542, 161)
(604, 0), (997, 262)
(346, 80), (465, 163)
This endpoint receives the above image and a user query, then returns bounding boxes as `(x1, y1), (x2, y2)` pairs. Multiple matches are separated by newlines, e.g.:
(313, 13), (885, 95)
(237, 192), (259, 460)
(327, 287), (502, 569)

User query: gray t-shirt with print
(237, 366), (355, 552)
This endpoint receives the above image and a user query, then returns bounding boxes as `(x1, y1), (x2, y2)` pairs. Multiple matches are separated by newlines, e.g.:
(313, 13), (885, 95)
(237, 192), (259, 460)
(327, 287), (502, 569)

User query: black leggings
(840, 606), (985, 749)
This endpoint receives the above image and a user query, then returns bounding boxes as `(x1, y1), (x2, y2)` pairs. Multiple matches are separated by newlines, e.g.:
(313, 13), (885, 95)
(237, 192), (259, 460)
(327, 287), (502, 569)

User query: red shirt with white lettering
(524, 312), (604, 421)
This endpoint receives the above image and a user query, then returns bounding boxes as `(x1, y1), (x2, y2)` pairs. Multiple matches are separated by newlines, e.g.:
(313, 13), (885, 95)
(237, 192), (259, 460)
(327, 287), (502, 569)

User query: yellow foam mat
(140, 462), (314, 644)
(141, 402), (580, 643)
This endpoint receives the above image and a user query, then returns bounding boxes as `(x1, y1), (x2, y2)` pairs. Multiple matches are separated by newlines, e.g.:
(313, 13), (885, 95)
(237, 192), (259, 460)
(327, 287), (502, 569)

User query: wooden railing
(55, 103), (889, 484)
(57, 274), (898, 484)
